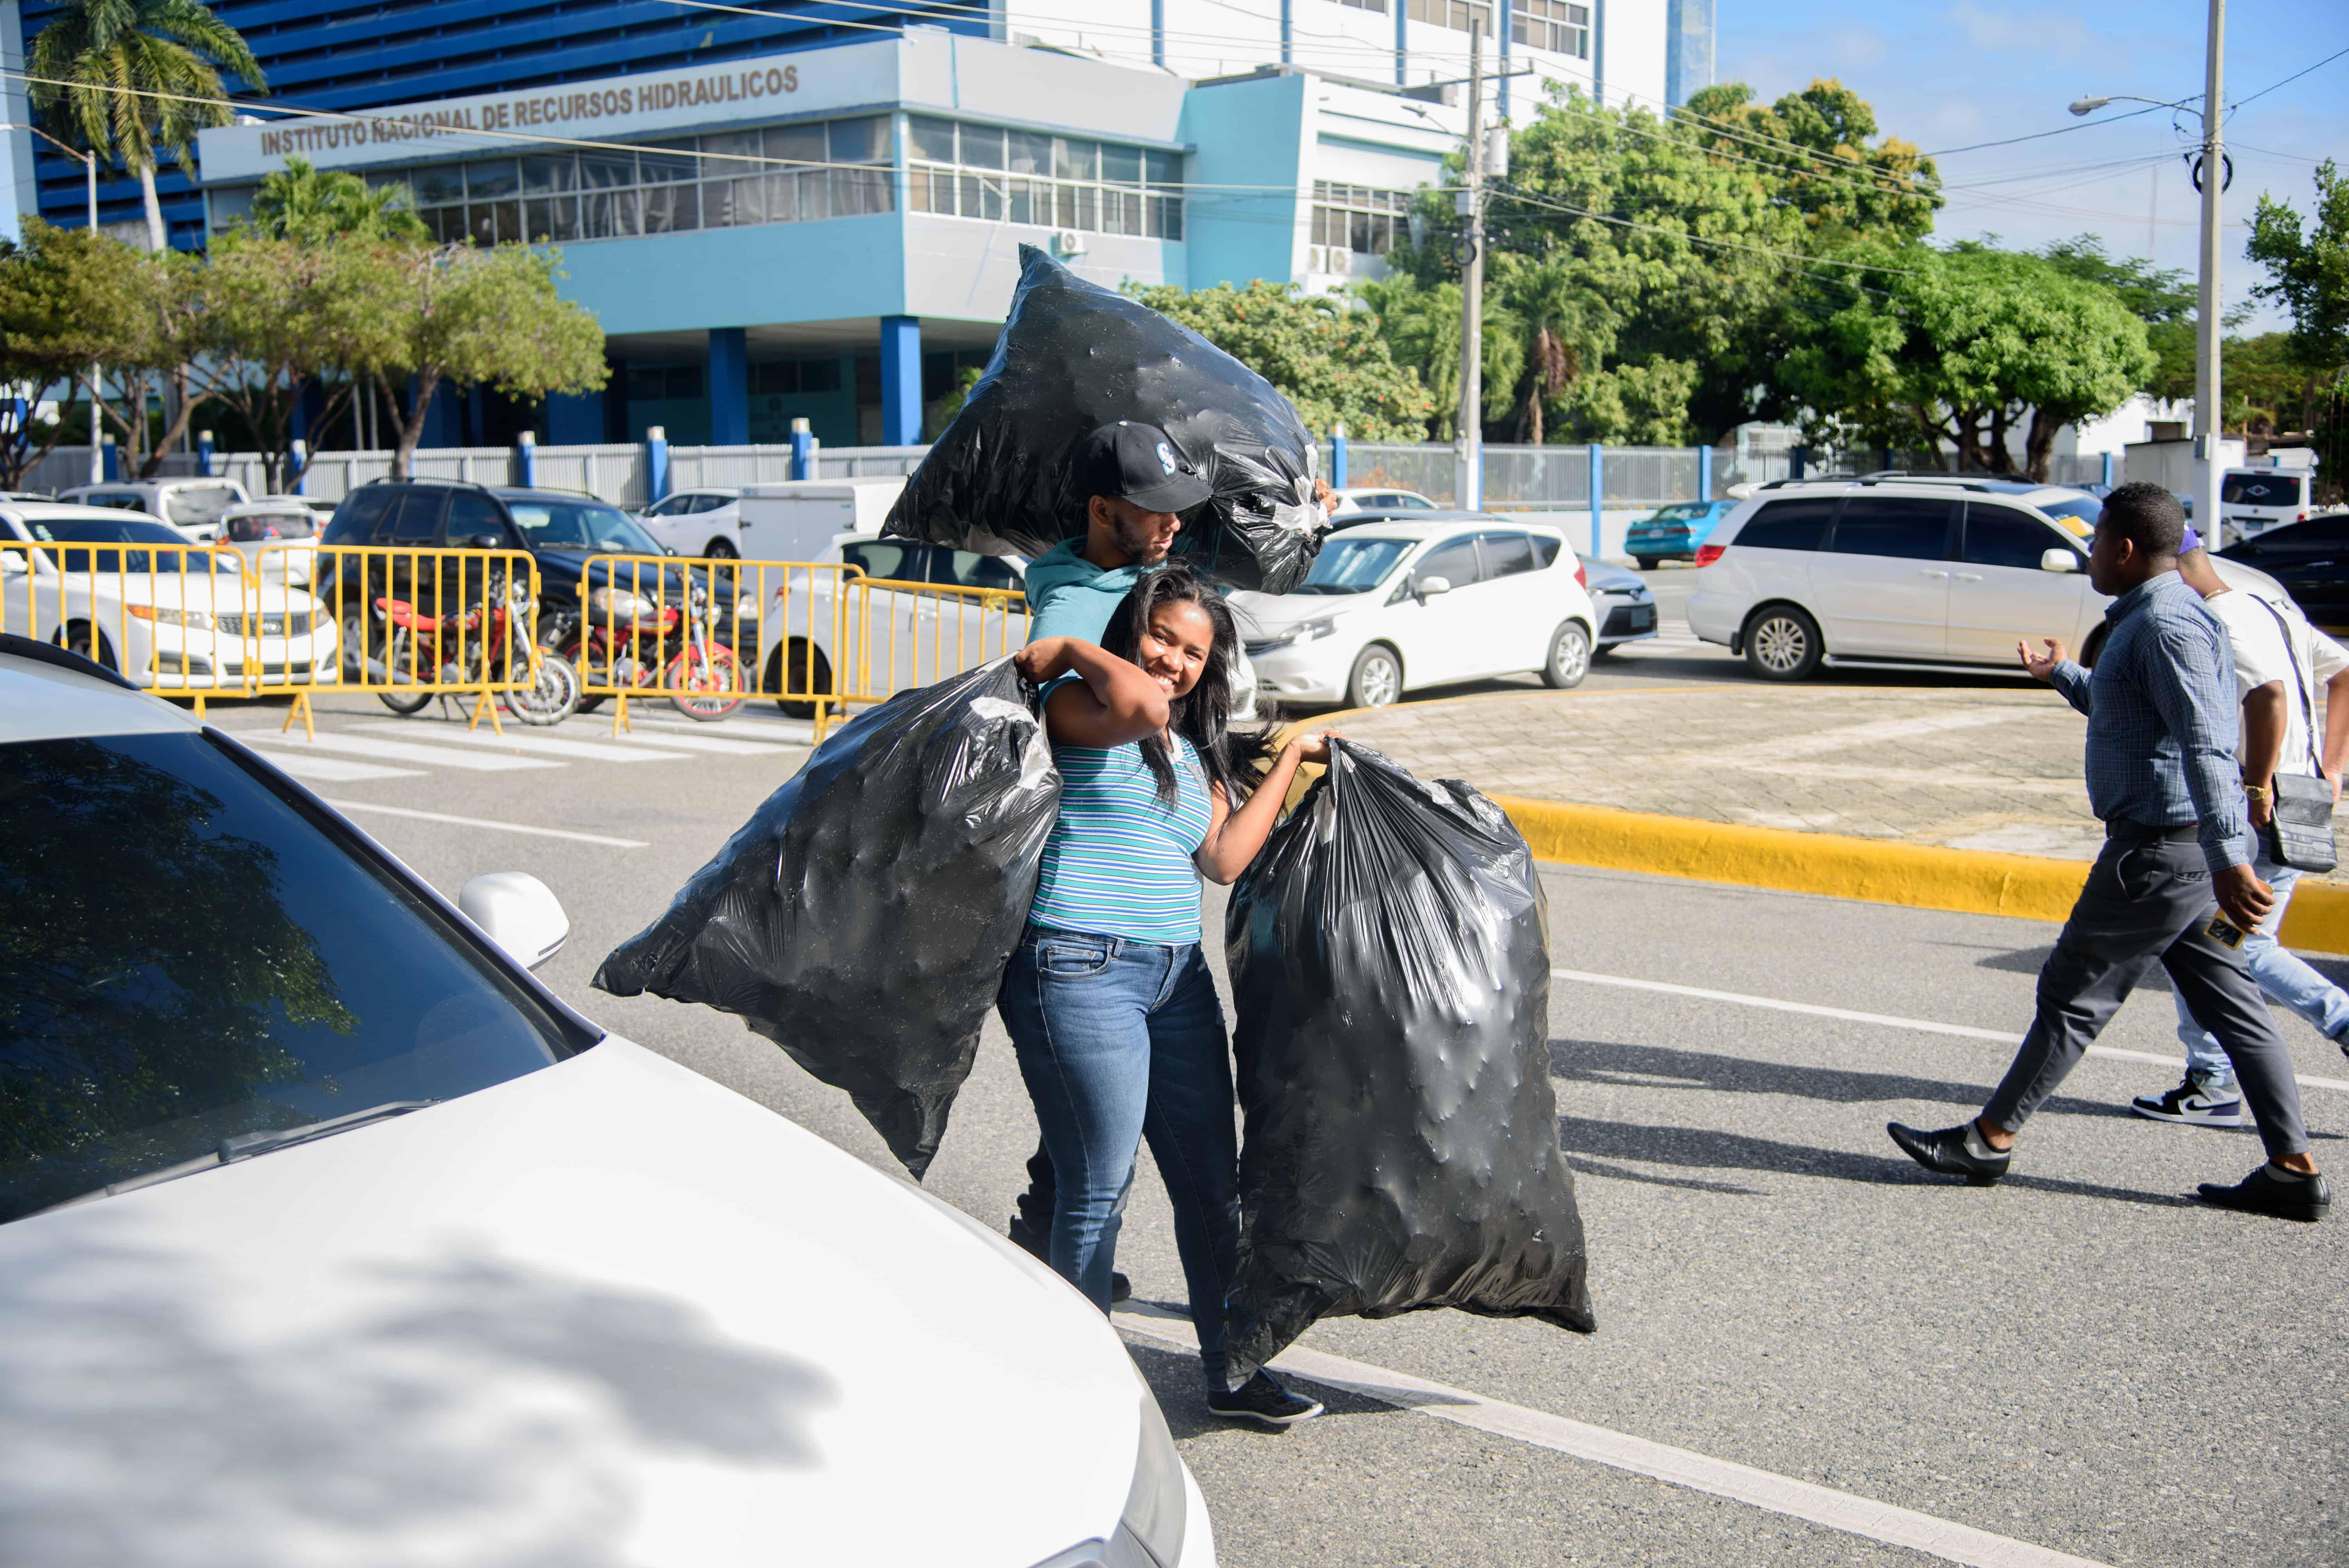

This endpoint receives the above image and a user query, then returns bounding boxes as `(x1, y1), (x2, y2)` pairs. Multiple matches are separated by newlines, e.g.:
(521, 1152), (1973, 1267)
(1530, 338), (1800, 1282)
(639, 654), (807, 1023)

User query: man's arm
(2018, 637), (2093, 715)
(2241, 681), (2287, 826)
(2142, 620), (2265, 923)
(2326, 668), (2349, 800)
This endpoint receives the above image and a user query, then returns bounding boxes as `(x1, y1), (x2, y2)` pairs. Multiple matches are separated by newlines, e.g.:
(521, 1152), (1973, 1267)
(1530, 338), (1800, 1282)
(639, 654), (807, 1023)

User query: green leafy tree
(1123, 278), (1436, 441)
(2037, 235), (2225, 404)
(27, 0), (266, 253)
(1348, 274), (1521, 440)
(2245, 158), (2349, 494)
(0, 220), (146, 486)
(363, 243), (610, 479)
(245, 156), (431, 245)
(1782, 243), (2156, 479)
(1676, 80), (1941, 247)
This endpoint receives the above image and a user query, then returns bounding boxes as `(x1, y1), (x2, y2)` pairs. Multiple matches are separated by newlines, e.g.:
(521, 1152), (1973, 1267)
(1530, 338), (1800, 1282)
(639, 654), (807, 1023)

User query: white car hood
(1227, 588), (1379, 636)
(0, 1037), (1142, 1568)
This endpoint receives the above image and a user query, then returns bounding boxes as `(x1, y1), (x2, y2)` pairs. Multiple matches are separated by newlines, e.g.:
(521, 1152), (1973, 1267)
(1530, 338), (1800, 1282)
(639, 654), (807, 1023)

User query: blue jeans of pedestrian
(2174, 852), (2349, 1083)
(998, 925), (1241, 1389)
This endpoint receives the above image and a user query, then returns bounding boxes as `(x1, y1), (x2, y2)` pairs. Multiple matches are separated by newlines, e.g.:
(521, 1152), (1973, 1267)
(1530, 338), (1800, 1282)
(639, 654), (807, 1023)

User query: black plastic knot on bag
(881, 244), (1327, 595)
(1222, 738), (1594, 1386)
(593, 660), (1061, 1179)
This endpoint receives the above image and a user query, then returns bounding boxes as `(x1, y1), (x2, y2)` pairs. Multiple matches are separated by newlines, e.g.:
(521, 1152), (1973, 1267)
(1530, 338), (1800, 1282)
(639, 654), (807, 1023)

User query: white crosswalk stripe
(241, 748), (423, 783)
(602, 728), (796, 756)
(264, 732), (562, 771)
(346, 721), (692, 763)
(209, 706), (810, 785)
(628, 713), (819, 744)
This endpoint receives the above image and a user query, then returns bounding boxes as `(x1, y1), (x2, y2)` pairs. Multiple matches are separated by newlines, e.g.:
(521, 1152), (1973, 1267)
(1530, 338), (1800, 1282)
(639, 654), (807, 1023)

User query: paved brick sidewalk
(1330, 684), (2181, 866)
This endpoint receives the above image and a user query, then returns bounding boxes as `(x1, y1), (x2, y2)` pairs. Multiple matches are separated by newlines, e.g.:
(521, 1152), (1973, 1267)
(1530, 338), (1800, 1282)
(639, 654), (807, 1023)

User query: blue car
(1625, 499), (1736, 568)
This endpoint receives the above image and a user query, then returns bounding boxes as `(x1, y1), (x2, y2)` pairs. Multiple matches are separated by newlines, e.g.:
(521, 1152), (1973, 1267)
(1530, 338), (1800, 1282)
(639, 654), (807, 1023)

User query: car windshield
(506, 499), (661, 554)
(2035, 496), (2101, 534)
(1292, 536), (1412, 594)
(24, 516), (243, 574)
(1649, 502), (1710, 523)
(163, 485), (246, 528)
(0, 731), (587, 1224)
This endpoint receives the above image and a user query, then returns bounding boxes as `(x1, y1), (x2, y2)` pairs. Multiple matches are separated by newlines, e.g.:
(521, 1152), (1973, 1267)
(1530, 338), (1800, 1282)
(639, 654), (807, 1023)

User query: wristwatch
(2244, 783), (2272, 801)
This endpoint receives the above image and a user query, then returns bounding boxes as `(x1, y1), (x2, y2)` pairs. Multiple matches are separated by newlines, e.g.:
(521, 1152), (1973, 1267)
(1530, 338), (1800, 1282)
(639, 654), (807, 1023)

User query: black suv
(313, 480), (744, 665)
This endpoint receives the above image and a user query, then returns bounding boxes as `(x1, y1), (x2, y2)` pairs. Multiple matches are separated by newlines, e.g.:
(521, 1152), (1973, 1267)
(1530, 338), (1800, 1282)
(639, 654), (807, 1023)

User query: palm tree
(29, 0), (267, 253)
(1493, 257), (1615, 445)
(1354, 274), (1523, 441)
(246, 156), (431, 245)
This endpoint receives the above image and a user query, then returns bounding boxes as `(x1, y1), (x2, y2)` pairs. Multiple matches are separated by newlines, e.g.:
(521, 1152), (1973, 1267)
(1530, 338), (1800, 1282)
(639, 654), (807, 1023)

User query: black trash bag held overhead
(883, 244), (1326, 595)
(1222, 739), (1594, 1386)
(594, 661), (1059, 1179)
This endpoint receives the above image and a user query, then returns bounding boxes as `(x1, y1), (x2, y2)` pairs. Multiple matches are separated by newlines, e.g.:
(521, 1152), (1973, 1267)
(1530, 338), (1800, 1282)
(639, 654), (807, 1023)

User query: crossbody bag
(2249, 593), (2338, 873)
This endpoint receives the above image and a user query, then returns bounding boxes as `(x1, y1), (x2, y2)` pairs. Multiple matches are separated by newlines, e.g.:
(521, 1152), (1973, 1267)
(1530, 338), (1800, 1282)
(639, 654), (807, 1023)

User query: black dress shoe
(1887, 1121), (2011, 1185)
(1006, 1216), (1132, 1300)
(2196, 1163), (2331, 1223)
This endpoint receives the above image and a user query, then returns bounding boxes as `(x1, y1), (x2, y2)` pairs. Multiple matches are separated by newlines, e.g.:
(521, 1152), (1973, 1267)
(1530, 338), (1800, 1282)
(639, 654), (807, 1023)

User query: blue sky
(1716, 0), (2345, 331)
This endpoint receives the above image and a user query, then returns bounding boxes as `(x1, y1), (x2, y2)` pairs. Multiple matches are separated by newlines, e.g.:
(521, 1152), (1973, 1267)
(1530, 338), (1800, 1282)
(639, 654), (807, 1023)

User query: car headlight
(1278, 617), (1337, 649)
(587, 586), (659, 623)
(126, 604), (212, 629)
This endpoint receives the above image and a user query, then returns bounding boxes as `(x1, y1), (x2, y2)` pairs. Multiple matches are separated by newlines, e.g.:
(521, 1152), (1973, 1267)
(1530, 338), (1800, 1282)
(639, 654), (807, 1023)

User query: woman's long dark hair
(1100, 564), (1271, 806)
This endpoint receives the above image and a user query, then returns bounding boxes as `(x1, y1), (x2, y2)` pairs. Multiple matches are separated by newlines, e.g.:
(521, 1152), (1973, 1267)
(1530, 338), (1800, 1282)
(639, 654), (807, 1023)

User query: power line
(1488, 182), (1915, 286)
(1924, 102), (2165, 156)
(2229, 41), (2349, 110)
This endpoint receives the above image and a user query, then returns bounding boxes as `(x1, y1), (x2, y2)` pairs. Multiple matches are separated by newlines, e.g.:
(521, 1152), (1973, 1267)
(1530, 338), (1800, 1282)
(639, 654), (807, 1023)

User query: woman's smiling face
(1134, 599), (1215, 699)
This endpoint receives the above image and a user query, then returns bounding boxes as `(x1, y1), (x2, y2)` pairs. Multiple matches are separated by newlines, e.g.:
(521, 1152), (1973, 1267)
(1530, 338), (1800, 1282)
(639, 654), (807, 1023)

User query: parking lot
(201, 651), (2349, 1568)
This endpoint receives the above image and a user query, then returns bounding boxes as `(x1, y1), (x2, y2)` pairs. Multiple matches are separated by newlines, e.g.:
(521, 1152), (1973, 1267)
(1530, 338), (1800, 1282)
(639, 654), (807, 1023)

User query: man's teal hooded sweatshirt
(1022, 538), (1142, 645)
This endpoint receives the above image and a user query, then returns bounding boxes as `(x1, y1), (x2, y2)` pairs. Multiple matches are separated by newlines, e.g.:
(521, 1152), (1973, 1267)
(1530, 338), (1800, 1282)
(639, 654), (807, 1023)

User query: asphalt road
(202, 690), (2348, 1568)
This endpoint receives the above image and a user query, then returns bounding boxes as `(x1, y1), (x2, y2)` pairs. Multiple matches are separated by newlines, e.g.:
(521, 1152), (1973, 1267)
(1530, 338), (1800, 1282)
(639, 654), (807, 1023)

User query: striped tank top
(1028, 730), (1213, 944)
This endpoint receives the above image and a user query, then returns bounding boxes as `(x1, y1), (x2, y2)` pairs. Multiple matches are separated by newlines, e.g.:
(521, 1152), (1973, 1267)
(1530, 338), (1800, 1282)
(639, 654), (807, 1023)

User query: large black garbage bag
(1222, 739), (1593, 1384)
(594, 660), (1059, 1178)
(883, 244), (1325, 594)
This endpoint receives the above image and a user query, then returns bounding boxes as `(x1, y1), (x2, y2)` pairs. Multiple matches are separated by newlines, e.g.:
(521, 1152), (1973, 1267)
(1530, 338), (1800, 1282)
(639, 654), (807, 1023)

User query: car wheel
(2079, 626), (2107, 670)
(1345, 644), (1404, 709)
(60, 622), (117, 671)
(1540, 622), (1592, 688)
(769, 639), (837, 718)
(1631, 556), (1659, 572)
(1743, 605), (1823, 681)
(704, 538), (738, 560)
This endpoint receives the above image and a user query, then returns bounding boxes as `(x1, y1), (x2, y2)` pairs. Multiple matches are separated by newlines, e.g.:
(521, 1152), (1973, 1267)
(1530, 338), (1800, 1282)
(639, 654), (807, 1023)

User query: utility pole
(1455, 19), (1485, 511)
(2193, 0), (2226, 538)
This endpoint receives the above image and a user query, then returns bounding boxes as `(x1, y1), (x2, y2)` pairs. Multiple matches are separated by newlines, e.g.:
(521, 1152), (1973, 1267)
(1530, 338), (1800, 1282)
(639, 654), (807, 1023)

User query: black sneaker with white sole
(1005, 1216), (1130, 1303)
(2131, 1073), (2245, 1128)
(1207, 1371), (1322, 1428)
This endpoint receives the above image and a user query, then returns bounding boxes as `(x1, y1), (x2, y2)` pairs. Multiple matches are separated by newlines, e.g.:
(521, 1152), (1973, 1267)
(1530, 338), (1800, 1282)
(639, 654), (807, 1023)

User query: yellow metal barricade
(574, 553), (863, 740)
(834, 574), (1029, 706)
(0, 535), (280, 712)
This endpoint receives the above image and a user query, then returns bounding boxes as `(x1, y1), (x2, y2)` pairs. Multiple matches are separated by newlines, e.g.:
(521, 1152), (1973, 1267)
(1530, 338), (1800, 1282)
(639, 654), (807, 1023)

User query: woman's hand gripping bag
(1222, 738), (1594, 1384)
(594, 661), (1060, 1179)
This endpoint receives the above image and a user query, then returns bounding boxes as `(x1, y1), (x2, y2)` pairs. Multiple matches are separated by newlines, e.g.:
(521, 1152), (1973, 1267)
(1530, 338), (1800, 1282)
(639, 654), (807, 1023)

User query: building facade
(11, 1), (1714, 453)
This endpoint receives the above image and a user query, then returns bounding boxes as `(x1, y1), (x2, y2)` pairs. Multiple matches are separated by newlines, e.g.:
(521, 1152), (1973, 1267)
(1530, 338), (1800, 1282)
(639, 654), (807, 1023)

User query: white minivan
(2217, 466), (2319, 545)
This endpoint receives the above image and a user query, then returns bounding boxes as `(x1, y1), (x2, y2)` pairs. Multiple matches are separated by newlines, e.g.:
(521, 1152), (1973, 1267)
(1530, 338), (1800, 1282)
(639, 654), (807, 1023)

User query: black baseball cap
(1076, 421), (1212, 513)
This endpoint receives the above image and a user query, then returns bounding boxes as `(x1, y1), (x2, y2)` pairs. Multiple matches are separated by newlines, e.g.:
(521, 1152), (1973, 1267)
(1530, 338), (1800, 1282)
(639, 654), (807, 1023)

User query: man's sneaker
(1005, 1216), (1130, 1302)
(2196, 1163), (2331, 1223)
(2131, 1074), (2245, 1128)
(1207, 1371), (1322, 1428)
(1887, 1121), (2011, 1185)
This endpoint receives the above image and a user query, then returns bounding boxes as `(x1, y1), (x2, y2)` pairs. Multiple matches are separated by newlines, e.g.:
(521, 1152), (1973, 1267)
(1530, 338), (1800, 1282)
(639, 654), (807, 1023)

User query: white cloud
(1945, 2), (2092, 61)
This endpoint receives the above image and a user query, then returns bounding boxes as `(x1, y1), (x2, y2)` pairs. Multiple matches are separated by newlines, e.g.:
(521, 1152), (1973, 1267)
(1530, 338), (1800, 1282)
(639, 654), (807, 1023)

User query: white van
(56, 478), (253, 542)
(2217, 466), (2318, 544)
(736, 478), (905, 563)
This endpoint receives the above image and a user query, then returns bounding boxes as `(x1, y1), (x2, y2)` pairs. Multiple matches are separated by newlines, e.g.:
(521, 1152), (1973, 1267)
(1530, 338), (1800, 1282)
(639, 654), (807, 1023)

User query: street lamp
(2069, 0), (2228, 535)
(1, 121), (103, 484)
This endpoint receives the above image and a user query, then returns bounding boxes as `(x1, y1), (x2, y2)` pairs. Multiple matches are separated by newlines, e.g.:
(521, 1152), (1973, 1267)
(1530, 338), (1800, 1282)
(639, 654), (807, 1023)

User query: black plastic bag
(883, 244), (1326, 595)
(1222, 739), (1594, 1384)
(594, 661), (1059, 1178)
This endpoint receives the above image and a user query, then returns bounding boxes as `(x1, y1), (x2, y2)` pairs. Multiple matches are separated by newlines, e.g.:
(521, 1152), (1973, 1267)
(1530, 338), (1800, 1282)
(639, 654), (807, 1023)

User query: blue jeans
(998, 926), (1240, 1388)
(2175, 852), (2349, 1083)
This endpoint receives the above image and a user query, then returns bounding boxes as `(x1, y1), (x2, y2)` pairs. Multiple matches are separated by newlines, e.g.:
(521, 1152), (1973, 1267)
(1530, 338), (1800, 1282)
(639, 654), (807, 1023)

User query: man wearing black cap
(1005, 422), (1214, 1289)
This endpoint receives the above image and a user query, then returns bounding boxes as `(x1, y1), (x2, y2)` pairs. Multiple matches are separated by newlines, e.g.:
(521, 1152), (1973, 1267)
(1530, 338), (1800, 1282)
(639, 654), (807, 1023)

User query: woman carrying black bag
(1003, 565), (1333, 1427)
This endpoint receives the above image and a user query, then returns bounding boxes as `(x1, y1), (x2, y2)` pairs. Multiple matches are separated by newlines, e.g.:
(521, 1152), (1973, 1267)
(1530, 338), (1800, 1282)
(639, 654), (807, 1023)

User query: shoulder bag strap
(2250, 593), (2324, 776)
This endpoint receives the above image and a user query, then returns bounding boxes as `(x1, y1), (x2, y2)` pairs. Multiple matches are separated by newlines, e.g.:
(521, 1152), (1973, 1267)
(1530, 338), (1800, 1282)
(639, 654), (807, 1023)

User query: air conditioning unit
(1327, 246), (1351, 276)
(1052, 228), (1087, 258)
(1305, 244), (1327, 273)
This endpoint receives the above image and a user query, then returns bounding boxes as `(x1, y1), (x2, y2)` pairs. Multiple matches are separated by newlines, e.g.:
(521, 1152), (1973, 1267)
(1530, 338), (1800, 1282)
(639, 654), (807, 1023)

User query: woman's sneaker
(1208, 1371), (1322, 1428)
(2131, 1073), (2244, 1127)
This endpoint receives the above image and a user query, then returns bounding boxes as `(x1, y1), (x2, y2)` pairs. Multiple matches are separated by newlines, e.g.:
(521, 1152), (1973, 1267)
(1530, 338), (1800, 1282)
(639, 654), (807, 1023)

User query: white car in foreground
(0, 503), (336, 689)
(1230, 515), (1599, 709)
(0, 638), (1213, 1568)
(759, 535), (1258, 720)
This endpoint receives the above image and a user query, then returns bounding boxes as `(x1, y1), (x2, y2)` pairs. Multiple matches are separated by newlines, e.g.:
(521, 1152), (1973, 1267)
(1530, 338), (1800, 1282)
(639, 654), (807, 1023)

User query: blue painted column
(1280, 0), (1292, 64)
(196, 429), (216, 477)
(1697, 442), (1713, 499)
(790, 417), (816, 480)
(1588, 442), (1604, 557)
(289, 389), (310, 488)
(1151, 0), (1165, 67)
(1790, 445), (1808, 481)
(1394, 1), (1408, 85)
(1593, 0), (1608, 107)
(547, 389), (604, 446)
(880, 315), (922, 447)
(290, 440), (308, 495)
(1498, 0), (1511, 121)
(515, 430), (538, 488)
(707, 328), (749, 448)
(1330, 422), (1348, 488)
(101, 434), (119, 481)
(646, 426), (670, 502)
(2101, 451), (2115, 488)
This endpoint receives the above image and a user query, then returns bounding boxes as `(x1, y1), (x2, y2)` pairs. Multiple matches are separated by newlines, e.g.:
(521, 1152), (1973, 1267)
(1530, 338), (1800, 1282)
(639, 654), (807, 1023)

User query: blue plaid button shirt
(2049, 570), (2251, 873)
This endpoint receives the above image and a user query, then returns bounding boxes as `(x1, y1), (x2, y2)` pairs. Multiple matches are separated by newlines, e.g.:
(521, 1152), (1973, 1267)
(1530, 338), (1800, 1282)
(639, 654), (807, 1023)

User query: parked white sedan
(1231, 516), (1600, 709)
(0, 504), (336, 690)
(0, 643), (1214, 1568)
(635, 487), (744, 558)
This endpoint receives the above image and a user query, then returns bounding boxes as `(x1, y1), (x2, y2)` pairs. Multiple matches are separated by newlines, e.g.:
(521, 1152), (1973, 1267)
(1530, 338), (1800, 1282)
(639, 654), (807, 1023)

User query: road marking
(1552, 968), (2349, 1094)
(631, 712), (818, 743)
(605, 729), (795, 756)
(346, 721), (691, 763)
(1112, 1305), (2111, 1568)
(267, 732), (561, 771)
(320, 799), (647, 848)
(240, 747), (422, 783)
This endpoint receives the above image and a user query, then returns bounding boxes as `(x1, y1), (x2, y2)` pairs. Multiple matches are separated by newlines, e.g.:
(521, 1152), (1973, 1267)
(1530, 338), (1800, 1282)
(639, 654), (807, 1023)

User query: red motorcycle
(372, 566), (580, 725)
(561, 578), (744, 721)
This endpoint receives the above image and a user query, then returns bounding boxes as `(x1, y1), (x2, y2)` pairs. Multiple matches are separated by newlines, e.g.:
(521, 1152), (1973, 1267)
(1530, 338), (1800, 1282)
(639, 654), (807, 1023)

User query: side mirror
(458, 871), (569, 971)
(1416, 575), (1453, 601)
(465, 532), (505, 551)
(2040, 549), (2080, 574)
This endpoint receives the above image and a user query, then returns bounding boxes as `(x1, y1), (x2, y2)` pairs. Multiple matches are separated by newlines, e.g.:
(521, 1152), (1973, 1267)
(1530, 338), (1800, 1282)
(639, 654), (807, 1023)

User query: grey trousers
(1984, 830), (2312, 1158)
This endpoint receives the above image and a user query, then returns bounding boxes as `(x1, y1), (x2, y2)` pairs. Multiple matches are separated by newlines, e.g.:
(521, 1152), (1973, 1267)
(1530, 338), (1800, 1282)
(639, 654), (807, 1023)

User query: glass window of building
(393, 114), (894, 246)
(1338, 0), (1388, 10)
(908, 120), (1183, 240)
(1312, 183), (1414, 254)
(1512, 0), (1592, 56)
(1408, 0), (1494, 31)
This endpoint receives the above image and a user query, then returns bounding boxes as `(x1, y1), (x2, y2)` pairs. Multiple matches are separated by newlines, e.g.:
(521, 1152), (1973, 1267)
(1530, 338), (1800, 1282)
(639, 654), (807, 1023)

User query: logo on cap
(1156, 442), (1177, 476)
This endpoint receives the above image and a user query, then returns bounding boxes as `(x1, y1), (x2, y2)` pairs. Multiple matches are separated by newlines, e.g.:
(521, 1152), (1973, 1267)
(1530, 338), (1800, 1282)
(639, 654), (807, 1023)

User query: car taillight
(1694, 544), (1725, 567)
(1574, 559), (1588, 590)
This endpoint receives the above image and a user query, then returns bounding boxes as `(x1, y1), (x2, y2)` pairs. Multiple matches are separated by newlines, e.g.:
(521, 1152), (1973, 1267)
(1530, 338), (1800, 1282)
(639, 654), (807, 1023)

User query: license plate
(1628, 606), (1655, 631)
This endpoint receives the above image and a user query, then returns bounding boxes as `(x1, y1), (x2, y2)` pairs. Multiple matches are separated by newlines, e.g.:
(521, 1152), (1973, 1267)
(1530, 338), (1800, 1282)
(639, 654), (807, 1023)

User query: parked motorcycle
(556, 578), (745, 722)
(374, 565), (580, 726)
